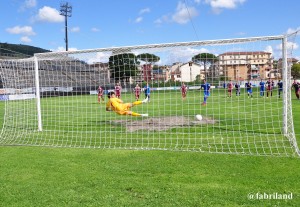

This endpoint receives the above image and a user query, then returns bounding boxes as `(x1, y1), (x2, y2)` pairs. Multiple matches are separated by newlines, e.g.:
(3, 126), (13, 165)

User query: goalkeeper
(106, 91), (148, 117)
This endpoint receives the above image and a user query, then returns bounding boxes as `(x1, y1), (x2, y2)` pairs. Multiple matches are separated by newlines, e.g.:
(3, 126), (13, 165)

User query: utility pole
(60, 2), (72, 51)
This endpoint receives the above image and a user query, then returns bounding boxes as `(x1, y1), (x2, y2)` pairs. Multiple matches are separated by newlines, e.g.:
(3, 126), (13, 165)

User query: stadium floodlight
(0, 33), (299, 157)
(60, 2), (72, 51)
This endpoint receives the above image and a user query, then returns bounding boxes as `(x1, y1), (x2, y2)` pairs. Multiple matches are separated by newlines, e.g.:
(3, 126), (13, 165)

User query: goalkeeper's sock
(131, 112), (141, 116)
(133, 101), (142, 106)
(141, 114), (148, 117)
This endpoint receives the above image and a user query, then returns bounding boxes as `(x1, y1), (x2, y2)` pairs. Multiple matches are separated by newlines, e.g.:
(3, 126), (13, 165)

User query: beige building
(218, 51), (273, 81)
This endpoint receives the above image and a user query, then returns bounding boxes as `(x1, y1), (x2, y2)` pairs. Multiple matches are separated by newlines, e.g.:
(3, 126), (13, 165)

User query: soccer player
(106, 91), (148, 117)
(201, 79), (210, 106)
(97, 86), (105, 103)
(144, 83), (151, 102)
(227, 80), (233, 98)
(259, 79), (265, 97)
(245, 80), (253, 98)
(292, 79), (300, 100)
(134, 84), (141, 101)
(266, 78), (274, 98)
(115, 82), (122, 98)
(180, 82), (188, 100)
(235, 82), (240, 96)
(277, 80), (283, 98)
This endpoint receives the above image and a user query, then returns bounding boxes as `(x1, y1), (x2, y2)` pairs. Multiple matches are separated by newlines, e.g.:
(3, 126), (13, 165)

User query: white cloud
(172, 1), (198, 24)
(91, 27), (100, 32)
(154, 15), (170, 25)
(86, 52), (111, 64)
(276, 42), (299, 51)
(264, 45), (273, 54)
(53, 46), (78, 52)
(35, 6), (64, 23)
(139, 8), (150, 15)
(20, 36), (32, 43)
(70, 27), (80, 32)
(194, 0), (201, 4)
(236, 31), (246, 36)
(6, 25), (36, 36)
(19, 0), (36, 11)
(205, 0), (246, 9)
(24, 0), (37, 8)
(135, 17), (143, 23)
(161, 47), (210, 65)
(286, 27), (300, 35)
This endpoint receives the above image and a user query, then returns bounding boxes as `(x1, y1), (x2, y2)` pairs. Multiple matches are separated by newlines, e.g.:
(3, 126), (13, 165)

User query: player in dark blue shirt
(245, 81), (253, 98)
(144, 83), (151, 102)
(277, 80), (283, 98)
(235, 82), (240, 96)
(201, 79), (210, 106)
(292, 79), (300, 100)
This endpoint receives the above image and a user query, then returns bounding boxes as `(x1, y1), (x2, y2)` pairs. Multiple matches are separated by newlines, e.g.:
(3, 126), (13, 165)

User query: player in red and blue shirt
(181, 83), (188, 100)
(227, 80), (233, 98)
(97, 86), (104, 103)
(115, 83), (122, 98)
(266, 78), (274, 98)
(134, 84), (141, 101)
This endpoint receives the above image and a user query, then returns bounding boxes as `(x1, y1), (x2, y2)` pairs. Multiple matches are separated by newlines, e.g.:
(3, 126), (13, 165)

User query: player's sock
(131, 112), (141, 116)
(133, 101), (142, 105)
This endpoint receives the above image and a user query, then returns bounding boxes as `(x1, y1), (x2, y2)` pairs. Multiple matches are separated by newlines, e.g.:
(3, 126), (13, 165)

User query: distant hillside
(0, 43), (51, 58)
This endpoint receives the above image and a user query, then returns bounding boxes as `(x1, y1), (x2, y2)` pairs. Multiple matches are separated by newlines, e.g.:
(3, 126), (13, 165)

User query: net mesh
(0, 35), (299, 157)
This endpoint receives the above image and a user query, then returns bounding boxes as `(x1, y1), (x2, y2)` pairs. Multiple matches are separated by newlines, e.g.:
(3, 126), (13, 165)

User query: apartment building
(218, 51), (273, 81)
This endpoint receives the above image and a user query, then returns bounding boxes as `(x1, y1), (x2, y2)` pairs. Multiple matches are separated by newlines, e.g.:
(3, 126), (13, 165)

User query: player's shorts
(260, 87), (264, 91)
(98, 94), (103, 97)
(115, 103), (131, 115)
(228, 89), (232, 92)
(247, 89), (252, 93)
(267, 87), (272, 91)
(204, 91), (210, 97)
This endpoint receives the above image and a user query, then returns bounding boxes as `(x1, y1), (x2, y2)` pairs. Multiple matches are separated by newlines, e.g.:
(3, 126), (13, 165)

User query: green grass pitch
(0, 88), (299, 206)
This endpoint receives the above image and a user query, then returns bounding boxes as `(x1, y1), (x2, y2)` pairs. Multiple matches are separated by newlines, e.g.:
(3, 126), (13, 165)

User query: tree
(136, 53), (160, 64)
(291, 63), (300, 79)
(108, 53), (139, 82)
(192, 53), (218, 79)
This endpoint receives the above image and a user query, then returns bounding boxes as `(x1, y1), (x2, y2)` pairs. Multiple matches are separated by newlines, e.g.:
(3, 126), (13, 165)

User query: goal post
(0, 34), (299, 157)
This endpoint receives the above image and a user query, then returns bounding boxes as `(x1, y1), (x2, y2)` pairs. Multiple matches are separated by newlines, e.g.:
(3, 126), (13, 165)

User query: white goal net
(0, 34), (299, 157)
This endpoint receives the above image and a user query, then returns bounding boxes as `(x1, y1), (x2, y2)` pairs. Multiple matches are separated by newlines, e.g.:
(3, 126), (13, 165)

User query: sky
(1, 0), (300, 59)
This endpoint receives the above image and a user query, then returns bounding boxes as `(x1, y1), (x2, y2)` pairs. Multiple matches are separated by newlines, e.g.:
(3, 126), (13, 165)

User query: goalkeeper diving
(106, 91), (148, 117)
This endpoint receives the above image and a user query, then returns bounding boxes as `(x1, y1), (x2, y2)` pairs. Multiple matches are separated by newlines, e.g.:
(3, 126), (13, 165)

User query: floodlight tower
(60, 2), (72, 51)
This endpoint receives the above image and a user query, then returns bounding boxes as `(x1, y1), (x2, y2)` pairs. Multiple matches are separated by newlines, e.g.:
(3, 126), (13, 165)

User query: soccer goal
(0, 34), (299, 157)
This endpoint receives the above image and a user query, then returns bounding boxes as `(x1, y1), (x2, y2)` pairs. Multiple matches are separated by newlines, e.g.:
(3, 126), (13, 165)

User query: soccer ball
(195, 114), (203, 121)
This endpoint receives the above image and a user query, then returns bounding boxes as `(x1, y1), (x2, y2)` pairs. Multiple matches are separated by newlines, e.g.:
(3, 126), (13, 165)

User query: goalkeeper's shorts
(115, 103), (131, 115)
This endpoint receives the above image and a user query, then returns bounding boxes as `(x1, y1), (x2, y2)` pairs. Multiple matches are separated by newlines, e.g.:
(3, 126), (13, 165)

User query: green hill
(0, 42), (51, 58)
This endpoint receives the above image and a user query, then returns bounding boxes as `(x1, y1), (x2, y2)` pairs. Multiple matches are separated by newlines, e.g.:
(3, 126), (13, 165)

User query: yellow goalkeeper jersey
(106, 97), (131, 115)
